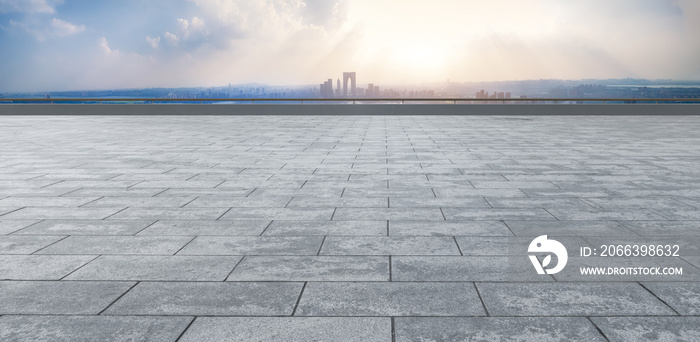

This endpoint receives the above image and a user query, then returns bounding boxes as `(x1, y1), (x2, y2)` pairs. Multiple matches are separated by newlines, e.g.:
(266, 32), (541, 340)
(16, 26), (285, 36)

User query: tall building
(368, 83), (374, 97)
(343, 72), (356, 97)
(336, 79), (341, 97)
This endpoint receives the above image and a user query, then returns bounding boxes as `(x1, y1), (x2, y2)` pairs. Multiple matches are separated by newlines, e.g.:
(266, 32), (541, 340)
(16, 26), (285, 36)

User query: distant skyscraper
(337, 79), (341, 96)
(368, 83), (374, 97)
(343, 72), (356, 97)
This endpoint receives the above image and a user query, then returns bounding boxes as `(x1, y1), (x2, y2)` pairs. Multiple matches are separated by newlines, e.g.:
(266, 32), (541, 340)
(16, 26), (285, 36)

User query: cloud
(146, 35), (160, 48)
(8, 16), (85, 41)
(50, 18), (85, 37)
(176, 16), (208, 38)
(99, 37), (116, 56)
(0, 0), (62, 14)
(164, 31), (179, 45)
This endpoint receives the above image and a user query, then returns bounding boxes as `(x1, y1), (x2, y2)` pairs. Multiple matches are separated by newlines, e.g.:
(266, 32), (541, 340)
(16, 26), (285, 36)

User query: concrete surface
(0, 113), (699, 341)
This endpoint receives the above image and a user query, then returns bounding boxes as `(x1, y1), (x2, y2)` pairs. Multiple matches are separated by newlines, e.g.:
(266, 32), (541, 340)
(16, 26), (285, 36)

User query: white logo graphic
(528, 235), (568, 274)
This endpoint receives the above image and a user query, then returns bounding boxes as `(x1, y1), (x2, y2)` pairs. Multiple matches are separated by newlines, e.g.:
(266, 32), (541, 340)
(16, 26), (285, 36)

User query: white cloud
(175, 16), (208, 39)
(0, 0), (62, 13)
(9, 16), (85, 41)
(50, 18), (85, 37)
(99, 37), (117, 56)
(146, 35), (160, 48)
(164, 31), (179, 45)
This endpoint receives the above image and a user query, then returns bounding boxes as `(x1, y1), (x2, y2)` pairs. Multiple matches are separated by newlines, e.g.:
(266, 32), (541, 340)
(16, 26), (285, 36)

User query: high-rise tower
(342, 72), (356, 97)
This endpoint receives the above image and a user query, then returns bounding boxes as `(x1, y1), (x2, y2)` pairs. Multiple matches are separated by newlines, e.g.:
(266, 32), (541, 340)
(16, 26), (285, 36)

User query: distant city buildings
(475, 90), (511, 99)
(315, 72), (438, 98)
(7, 79), (699, 101)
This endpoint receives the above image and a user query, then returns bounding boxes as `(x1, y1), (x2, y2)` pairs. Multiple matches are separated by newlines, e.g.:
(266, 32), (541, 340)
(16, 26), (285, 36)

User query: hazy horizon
(2, 0), (700, 92)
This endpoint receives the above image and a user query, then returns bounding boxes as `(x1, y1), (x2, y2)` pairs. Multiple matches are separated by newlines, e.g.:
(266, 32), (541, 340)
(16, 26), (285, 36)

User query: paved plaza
(0, 113), (699, 341)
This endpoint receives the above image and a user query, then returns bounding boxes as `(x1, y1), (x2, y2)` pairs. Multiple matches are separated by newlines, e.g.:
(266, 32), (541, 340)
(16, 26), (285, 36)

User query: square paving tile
(103, 282), (303, 316)
(591, 317), (700, 342)
(0, 220), (40, 235)
(0, 315), (192, 342)
(15, 220), (155, 235)
(137, 220), (270, 236)
(642, 282), (700, 315)
(395, 317), (606, 342)
(0, 255), (96, 280)
(295, 282), (485, 316)
(179, 317), (391, 342)
(66, 255), (242, 281)
(477, 282), (677, 316)
(389, 220), (512, 236)
(0, 281), (134, 314)
(320, 236), (460, 255)
(0, 236), (65, 254)
(228, 255), (389, 281)
(36, 236), (193, 255)
(264, 220), (387, 236)
(178, 236), (323, 255)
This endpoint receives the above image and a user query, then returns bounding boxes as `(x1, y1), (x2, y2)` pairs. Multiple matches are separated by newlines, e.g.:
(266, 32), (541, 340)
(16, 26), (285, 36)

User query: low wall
(1, 104), (698, 115)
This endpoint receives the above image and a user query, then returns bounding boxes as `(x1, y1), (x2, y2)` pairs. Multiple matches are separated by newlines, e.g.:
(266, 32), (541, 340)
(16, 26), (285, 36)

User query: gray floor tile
(288, 197), (389, 208)
(179, 317), (391, 342)
(84, 196), (196, 208)
(442, 208), (556, 221)
(433, 188), (527, 198)
(36, 236), (193, 255)
(0, 196), (100, 207)
(333, 208), (444, 221)
(178, 236), (323, 255)
(547, 208), (667, 220)
(505, 220), (637, 236)
(642, 282), (700, 315)
(620, 221), (700, 236)
(15, 219), (154, 235)
(296, 282), (485, 316)
(583, 197), (696, 210)
(103, 282), (302, 315)
(0, 255), (96, 280)
(186, 196), (292, 208)
(477, 282), (677, 316)
(591, 317), (700, 342)
(66, 255), (242, 281)
(0, 236), (65, 254)
(392, 256), (552, 282)
(108, 208), (229, 220)
(320, 236), (460, 255)
(389, 220), (512, 236)
(0, 281), (134, 314)
(219, 208), (334, 220)
(264, 220), (387, 236)
(1, 207), (126, 220)
(137, 220), (270, 236)
(485, 197), (594, 209)
(228, 256), (389, 281)
(0, 220), (40, 235)
(395, 317), (606, 342)
(390, 197), (490, 208)
(0, 315), (192, 342)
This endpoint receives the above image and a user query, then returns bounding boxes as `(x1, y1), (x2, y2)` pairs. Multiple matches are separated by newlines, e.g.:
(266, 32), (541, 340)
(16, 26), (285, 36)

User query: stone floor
(0, 114), (699, 341)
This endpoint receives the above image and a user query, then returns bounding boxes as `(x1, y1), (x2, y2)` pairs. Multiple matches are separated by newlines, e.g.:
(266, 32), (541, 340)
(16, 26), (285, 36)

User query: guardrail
(1, 98), (699, 104)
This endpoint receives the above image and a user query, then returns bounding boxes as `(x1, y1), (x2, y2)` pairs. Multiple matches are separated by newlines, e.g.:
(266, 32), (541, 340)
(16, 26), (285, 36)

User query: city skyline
(1, 0), (700, 92)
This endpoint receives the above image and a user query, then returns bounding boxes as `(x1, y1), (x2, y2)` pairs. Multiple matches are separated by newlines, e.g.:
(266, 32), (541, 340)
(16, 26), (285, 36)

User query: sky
(1, 0), (699, 92)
